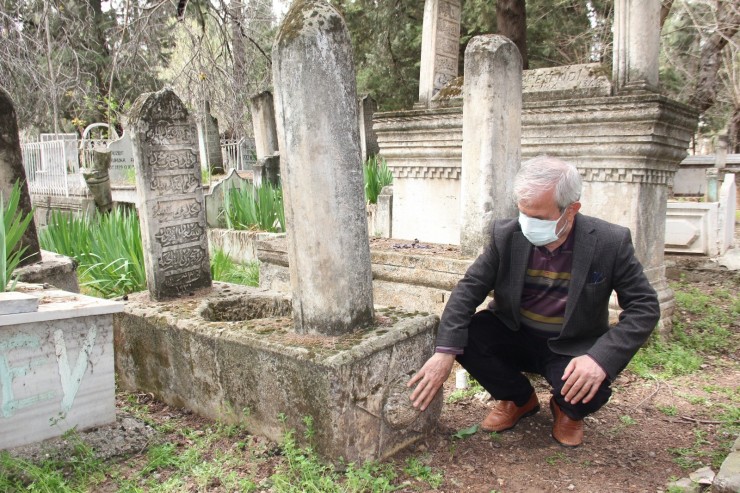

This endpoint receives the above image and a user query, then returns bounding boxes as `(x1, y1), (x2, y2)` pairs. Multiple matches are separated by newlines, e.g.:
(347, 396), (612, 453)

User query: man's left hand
(561, 355), (607, 405)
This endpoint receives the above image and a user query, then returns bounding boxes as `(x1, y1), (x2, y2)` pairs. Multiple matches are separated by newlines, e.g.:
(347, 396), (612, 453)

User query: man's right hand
(406, 352), (456, 411)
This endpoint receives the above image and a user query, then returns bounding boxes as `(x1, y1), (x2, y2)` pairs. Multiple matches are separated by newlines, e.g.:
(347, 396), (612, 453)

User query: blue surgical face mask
(518, 208), (568, 246)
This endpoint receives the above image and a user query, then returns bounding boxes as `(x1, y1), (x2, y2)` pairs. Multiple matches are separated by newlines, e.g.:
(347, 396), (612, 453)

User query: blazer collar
(564, 214), (597, 326)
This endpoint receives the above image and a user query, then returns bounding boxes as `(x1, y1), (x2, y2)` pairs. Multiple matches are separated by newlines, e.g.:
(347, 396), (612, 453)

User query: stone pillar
(250, 91), (279, 160)
(204, 108), (224, 175)
(273, 0), (374, 335)
(0, 87), (41, 266)
(418, 0), (461, 106)
(358, 95), (379, 162)
(612, 0), (660, 92)
(129, 88), (212, 300)
(82, 149), (113, 213)
(459, 35), (522, 257)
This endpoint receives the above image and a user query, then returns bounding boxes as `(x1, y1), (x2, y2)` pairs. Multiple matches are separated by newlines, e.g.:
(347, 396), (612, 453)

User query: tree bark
(496, 0), (527, 69)
(688, 1), (740, 113)
(660, 0), (674, 29)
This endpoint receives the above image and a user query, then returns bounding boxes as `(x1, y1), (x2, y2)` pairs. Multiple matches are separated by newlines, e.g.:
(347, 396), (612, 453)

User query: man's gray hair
(513, 155), (582, 210)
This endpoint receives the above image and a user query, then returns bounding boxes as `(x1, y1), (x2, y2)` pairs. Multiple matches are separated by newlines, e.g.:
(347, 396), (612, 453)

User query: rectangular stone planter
(114, 283), (442, 462)
(0, 286), (123, 450)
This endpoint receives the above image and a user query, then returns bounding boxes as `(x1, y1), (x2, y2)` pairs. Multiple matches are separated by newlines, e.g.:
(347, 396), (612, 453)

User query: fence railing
(21, 140), (87, 197)
(221, 138), (257, 172)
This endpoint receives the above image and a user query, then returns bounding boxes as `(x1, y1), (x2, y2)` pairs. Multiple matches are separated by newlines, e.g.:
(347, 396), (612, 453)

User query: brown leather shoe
(550, 397), (584, 447)
(481, 392), (540, 432)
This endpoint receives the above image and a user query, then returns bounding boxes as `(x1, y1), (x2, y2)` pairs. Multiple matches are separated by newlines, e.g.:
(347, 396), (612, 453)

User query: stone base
(114, 283), (442, 462)
(15, 250), (80, 293)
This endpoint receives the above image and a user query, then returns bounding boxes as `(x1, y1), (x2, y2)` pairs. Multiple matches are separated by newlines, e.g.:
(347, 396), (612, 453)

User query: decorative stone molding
(579, 167), (674, 186)
(392, 165), (461, 180)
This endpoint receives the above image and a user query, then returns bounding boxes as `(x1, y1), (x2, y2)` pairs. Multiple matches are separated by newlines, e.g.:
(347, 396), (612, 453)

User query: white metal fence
(21, 140), (86, 197)
(221, 138), (257, 172)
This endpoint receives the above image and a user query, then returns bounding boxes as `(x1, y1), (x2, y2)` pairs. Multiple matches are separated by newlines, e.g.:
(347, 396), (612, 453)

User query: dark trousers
(456, 310), (612, 420)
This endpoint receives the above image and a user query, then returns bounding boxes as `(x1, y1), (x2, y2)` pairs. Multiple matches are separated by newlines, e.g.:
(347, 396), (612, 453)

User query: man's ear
(570, 202), (582, 215)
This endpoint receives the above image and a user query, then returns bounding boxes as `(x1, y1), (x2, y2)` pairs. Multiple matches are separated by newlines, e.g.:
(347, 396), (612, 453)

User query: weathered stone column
(0, 87), (41, 266)
(358, 95), (379, 162)
(273, 0), (374, 335)
(250, 91), (279, 160)
(129, 88), (212, 300)
(459, 35), (522, 256)
(612, 0), (660, 92)
(418, 0), (461, 106)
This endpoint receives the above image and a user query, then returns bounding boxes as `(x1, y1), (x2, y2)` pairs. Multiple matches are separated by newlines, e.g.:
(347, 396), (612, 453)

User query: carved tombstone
(0, 87), (41, 265)
(128, 88), (211, 300)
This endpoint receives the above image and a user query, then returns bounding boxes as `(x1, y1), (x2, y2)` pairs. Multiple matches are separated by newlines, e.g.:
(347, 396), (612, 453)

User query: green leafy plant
(402, 456), (443, 489)
(363, 155), (393, 204)
(39, 208), (146, 298)
(451, 423), (479, 440)
(222, 182), (285, 233)
(0, 181), (34, 292)
(210, 249), (259, 286)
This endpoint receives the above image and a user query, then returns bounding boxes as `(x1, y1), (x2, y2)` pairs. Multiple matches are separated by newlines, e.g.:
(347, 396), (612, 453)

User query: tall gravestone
(418, 0), (461, 105)
(250, 91), (279, 160)
(459, 35), (522, 256)
(250, 91), (280, 186)
(0, 87), (41, 266)
(612, 0), (660, 92)
(358, 95), (379, 162)
(272, 0), (374, 335)
(129, 88), (211, 300)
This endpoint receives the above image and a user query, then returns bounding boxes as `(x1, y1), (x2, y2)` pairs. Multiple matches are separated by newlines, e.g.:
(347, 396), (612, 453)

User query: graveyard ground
(3, 254), (739, 493)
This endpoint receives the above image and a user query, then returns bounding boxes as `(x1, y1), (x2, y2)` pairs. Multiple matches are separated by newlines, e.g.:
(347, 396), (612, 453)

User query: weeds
(222, 182), (285, 233)
(364, 155), (393, 204)
(628, 282), (739, 379)
(0, 181), (34, 291)
(210, 249), (259, 286)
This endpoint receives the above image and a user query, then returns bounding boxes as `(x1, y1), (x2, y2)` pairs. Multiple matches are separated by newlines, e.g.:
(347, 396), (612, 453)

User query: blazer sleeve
(586, 229), (660, 379)
(434, 224), (502, 348)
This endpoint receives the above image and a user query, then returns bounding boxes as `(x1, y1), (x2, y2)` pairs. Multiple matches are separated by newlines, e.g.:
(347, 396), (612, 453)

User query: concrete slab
(114, 282), (442, 462)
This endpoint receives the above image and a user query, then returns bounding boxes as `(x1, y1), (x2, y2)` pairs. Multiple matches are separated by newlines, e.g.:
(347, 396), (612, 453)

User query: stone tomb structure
(0, 285), (123, 449)
(128, 88), (212, 300)
(115, 2), (441, 462)
(374, 0), (697, 331)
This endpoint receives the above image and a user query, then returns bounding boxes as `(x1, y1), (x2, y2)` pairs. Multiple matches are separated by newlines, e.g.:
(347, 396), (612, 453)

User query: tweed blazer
(436, 213), (660, 379)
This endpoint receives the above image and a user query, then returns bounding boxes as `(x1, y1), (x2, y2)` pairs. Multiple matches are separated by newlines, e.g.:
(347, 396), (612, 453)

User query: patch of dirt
(4, 255), (738, 493)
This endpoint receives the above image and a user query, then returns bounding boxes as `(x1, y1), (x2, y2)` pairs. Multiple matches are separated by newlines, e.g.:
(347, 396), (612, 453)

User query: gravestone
(128, 88), (211, 300)
(418, 0), (461, 105)
(612, 0), (660, 92)
(358, 95), (379, 162)
(198, 101), (224, 175)
(0, 87), (42, 266)
(273, 0), (374, 335)
(250, 91), (279, 160)
(522, 63), (612, 101)
(459, 35), (522, 256)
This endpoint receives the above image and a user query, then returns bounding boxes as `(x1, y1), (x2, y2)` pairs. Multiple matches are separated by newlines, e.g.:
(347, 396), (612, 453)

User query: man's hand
(561, 355), (607, 405)
(407, 353), (456, 411)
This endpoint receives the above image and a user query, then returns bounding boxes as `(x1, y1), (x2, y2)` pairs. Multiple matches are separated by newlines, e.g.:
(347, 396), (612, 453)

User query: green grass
(39, 208), (146, 298)
(222, 182), (285, 233)
(364, 155), (393, 204)
(628, 282), (739, 379)
(40, 210), (262, 298)
(210, 249), (259, 286)
(446, 376), (485, 404)
(0, 181), (34, 292)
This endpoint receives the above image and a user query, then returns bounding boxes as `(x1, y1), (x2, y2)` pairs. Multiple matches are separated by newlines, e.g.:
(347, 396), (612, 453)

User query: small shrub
(364, 156), (393, 204)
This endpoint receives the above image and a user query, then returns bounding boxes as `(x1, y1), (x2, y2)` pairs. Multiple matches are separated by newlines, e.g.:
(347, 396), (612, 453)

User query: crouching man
(407, 155), (660, 447)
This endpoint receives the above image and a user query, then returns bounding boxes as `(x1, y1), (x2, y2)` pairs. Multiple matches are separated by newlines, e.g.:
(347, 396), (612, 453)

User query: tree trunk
(729, 106), (740, 154)
(688, 1), (740, 113)
(660, 0), (674, 29)
(496, 0), (527, 69)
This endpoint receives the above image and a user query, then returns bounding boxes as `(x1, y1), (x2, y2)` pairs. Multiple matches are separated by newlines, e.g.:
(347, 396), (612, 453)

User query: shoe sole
(480, 404), (541, 433)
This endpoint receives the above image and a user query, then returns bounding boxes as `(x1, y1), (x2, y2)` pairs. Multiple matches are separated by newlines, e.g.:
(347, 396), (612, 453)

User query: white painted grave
(0, 286), (123, 449)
